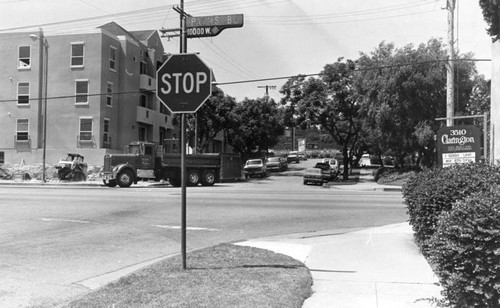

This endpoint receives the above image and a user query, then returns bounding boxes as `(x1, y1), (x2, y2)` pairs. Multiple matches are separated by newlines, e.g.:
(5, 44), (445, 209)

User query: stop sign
(156, 53), (212, 113)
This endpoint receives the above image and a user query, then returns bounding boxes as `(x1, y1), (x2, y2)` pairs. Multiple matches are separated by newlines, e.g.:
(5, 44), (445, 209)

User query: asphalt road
(0, 164), (406, 307)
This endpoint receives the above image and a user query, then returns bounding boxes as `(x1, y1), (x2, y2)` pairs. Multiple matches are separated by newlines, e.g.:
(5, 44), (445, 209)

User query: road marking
(151, 224), (220, 231)
(40, 218), (90, 224)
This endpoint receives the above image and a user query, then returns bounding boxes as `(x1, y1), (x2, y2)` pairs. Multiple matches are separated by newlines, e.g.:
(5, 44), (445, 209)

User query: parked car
(303, 168), (324, 186)
(265, 157), (287, 172)
(314, 162), (336, 181)
(359, 154), (371, 167)
(322, 158), (340, 177)
(287, 151), (300, 164)
(243, 159), (267, 178)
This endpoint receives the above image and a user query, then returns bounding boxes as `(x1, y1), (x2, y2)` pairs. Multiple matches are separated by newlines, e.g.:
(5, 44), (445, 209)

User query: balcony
(140, 74), (155, 92)
(137, 106), (154, 125)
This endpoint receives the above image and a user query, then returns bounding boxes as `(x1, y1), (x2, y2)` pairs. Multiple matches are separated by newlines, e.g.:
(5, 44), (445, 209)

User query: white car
(359, 154), (372, 167)
(243, 159), (267, 178)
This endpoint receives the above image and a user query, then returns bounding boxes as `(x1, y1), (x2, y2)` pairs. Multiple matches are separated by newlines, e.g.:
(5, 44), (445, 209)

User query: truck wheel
(187, 170), (200, 186)
(201, 170), (216, 186)
(103, 179), (117, 187)
(116, 170), (133, 187)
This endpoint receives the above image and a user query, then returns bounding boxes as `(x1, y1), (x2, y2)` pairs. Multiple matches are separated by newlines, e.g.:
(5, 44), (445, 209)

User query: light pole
(30, 28), (49, 182)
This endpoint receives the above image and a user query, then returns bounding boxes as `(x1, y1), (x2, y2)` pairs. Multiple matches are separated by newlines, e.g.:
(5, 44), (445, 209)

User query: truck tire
(201, 170), (216, 186)
(103, 179), (117, 187)
(187, 169), (200, 186)
(116, 170), (134, 187)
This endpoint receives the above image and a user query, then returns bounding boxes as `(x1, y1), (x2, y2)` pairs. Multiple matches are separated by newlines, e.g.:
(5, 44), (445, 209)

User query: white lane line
(151, 225), (220, 231)
(40, 218), (90, 224)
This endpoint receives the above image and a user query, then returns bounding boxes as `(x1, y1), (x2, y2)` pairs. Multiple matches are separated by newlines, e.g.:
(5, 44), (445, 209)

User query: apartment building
(0, 22), (174, 165)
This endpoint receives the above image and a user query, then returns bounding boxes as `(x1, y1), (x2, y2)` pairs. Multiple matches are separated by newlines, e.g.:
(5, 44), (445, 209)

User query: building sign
(437, 125), (481, 167)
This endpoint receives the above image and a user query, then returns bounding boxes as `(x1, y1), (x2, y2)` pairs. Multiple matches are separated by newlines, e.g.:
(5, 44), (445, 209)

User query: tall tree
(186, 88), (237, 153)
(479, 0), (500, 41)
(281, 58), (362, 179)
(227, 98), (284, 159)
(355, 39), (478, 167)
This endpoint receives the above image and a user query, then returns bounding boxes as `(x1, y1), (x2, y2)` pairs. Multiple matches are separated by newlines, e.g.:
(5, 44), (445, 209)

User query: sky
(0, 0), (494, 102)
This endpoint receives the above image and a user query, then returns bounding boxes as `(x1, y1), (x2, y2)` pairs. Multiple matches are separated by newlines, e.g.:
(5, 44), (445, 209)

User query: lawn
(62, 243), (313, 308)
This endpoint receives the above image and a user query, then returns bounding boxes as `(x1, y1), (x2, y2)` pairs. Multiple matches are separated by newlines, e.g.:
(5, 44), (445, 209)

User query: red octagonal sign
(156, 53), (212, 113)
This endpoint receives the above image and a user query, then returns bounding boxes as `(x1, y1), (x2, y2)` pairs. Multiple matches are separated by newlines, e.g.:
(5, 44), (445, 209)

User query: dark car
(303, 168), (324, 185)
(265, 157), (286, 172)
(314, 162), (335, 181)
(287, 151), (300, 164)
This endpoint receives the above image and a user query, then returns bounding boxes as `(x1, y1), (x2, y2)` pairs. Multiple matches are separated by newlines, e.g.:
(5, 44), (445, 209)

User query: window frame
(75, 79), (89, 105)
(16, 118), (29, 142)
(79, 117), (93, 142)
(17, 82), (30, 106)
(70, 42), (85, 67)
(103, 118), (110, 144)
(106, 81), (113, 107)
(109, 46), (117, 71)
(18, 45), (31, 69)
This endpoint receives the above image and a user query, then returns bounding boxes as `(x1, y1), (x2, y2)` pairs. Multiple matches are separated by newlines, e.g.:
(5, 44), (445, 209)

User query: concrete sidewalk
(237, 223), (443, 308)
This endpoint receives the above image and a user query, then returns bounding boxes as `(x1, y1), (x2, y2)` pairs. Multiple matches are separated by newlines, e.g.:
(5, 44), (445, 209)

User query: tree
(186, 88), (237, 153)
(280, 58), (362, 180)
(226, 98), (284, 159)
(479, 0), (500, 41)
(355, 39), (478, 168)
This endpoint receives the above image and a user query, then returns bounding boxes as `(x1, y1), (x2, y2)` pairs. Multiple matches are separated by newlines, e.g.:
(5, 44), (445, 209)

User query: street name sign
(156, 53), (212, 113)
(186, 14), (244, 38)
(437, 125), (481, 167)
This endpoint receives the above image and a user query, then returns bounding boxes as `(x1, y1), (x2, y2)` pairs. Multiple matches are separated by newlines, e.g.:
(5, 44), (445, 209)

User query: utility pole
(446, 0), (456, 127)
(257, 85), (276, 102)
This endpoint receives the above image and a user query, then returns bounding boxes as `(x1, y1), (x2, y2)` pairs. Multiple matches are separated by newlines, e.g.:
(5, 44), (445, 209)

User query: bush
(402, 163), (500, 252)
(427, 189), (500, 308)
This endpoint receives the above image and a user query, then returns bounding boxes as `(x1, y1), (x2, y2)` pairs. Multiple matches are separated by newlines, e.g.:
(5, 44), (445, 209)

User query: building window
(18, 46), (30, 69)
(109, 46), (117, 71)
(106, 82), (113, 107)
(79, 117), (93, 141)
(71, 42), (84, 67)
(17, 82), (30, 105)
(16, 119), (29, 141)
(140, 95), (147, 107)
(103, 118), (110, 144)
(75, 80), (89, 104)
(0, 152), (4, 164)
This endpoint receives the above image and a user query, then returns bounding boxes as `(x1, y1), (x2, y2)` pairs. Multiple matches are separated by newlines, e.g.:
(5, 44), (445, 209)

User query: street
(0, 166), (406, 307)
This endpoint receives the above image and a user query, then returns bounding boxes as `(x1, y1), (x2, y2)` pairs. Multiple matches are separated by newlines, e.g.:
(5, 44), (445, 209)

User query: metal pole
(484, 112), (488, 163)
(446, 0), (456, 127)
(180, 0), (187, 270)
(37, 28), (43, 150)
(42, 35), (48, 182)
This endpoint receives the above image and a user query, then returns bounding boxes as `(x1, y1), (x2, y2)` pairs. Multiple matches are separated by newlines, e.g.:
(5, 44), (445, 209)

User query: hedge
(402, 163), (500, 251)
(428, 189), (500, 308)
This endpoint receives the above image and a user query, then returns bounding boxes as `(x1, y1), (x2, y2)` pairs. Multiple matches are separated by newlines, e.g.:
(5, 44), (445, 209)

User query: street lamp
(30, 28), (49, 182)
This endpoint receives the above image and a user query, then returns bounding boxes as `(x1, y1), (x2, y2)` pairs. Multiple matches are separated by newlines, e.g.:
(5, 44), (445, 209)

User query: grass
(62, 243), (313, 308)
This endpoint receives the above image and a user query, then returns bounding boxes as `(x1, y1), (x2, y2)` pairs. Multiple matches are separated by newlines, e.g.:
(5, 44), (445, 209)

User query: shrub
(402, 163), (500, 252)
(427, 189), (500, 308)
